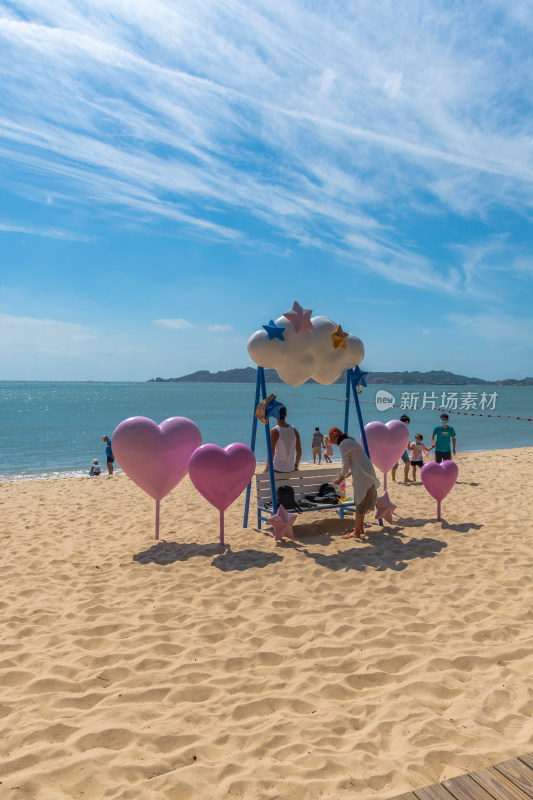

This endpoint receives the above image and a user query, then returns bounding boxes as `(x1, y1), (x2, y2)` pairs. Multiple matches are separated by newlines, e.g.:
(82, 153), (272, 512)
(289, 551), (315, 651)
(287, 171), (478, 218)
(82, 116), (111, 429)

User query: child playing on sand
(323, 435), (333, 463)
(89, 459), (101, 476)
(409, 434), (433, 481)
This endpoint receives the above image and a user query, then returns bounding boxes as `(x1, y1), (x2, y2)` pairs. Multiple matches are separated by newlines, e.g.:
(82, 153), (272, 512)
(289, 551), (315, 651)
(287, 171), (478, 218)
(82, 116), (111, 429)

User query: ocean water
(0, 381), (532, 480)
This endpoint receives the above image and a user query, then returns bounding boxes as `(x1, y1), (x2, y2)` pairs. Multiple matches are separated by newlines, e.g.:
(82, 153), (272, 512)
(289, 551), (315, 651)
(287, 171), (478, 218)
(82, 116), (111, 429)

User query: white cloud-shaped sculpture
(247, 308), (364, 386)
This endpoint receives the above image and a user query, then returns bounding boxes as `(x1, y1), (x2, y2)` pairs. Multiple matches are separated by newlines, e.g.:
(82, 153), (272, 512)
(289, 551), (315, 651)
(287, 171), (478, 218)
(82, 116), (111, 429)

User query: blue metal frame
(243, 366), (371, 528)
(243, 367), (277, 528)
(348, 369), (371, 457)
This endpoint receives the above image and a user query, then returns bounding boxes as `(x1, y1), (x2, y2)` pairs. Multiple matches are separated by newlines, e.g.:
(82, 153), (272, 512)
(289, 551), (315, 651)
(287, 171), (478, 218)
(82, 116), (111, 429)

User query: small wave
(0, 469), (122, 482)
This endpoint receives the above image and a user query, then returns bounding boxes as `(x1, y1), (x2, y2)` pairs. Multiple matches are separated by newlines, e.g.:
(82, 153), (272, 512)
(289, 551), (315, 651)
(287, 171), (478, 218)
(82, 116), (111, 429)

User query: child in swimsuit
(409, 434), (433, 481)
(323, 436), (333, 463)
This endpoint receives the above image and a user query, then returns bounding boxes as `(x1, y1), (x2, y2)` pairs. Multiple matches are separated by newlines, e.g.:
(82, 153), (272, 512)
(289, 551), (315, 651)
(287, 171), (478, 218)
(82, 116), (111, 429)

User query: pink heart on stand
(112, 416), (202, 501)
(421, 460), (458, 501)
(362, 420), (410, 473)
(188, 443), (256, 511)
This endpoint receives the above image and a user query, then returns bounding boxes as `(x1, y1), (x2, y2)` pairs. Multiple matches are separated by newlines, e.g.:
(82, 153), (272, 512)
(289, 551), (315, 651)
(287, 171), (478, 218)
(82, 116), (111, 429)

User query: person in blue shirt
(431, 413), (456, 463)
(102, 435), (114, 474)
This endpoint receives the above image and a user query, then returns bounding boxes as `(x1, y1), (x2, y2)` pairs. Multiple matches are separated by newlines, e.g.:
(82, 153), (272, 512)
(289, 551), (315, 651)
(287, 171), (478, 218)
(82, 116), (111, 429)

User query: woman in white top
(329, 426), (380, 539)
(269, 406), (302, 473)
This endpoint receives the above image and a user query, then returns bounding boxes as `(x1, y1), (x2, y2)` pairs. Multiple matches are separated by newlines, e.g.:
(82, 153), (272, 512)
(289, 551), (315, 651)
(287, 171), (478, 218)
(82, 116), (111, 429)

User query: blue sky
(0, 0), (532, 381)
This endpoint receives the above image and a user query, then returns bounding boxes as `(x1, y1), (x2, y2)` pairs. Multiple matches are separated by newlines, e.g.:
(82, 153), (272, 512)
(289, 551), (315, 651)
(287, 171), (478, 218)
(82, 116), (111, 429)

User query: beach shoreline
(1, 444), (531, 482)
(1, 447), (532, 799)
(2, 381), (532, 482)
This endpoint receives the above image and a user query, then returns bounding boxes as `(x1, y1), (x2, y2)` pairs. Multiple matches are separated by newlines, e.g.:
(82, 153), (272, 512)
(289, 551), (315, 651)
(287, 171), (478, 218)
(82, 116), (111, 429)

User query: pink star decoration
(375, 491), (396, 524)
(267, 503), (298, 541)
(283, 301), (313, 333)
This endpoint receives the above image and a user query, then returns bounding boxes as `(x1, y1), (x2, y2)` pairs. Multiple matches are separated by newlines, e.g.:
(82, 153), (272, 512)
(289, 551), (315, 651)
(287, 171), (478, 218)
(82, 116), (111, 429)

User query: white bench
(255, 466), (356, 529)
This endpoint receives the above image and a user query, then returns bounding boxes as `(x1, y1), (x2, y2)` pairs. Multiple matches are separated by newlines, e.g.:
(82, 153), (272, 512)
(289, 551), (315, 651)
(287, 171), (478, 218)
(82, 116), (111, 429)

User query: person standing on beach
(268, 406), (301, 473)
(102, 435), (114, 474)
(431, 413), (456, 463)
(311, 427), (324, 464)
(391, 414), (411, 483)
(323, 435), (333, 463)
(409, 434), (433, 481)
(329, 426), (380, 540)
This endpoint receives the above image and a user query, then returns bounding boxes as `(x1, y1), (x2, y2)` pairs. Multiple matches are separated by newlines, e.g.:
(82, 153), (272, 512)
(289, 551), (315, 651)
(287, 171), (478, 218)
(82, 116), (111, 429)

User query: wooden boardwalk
(388, 754), (533, 800)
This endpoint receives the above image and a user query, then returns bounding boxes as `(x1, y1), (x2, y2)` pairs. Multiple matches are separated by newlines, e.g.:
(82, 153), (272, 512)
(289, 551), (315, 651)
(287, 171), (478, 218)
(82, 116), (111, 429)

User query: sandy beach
(1, 447), (532, 800)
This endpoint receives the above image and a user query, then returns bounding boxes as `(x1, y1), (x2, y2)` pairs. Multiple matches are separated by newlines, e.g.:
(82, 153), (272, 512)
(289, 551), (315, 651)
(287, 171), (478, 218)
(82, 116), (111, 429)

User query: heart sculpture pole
(189, 443), (256, 545)
(420, 461), (458, 521)
(112, 416), (202, 539)
(362, 420), (410, 521)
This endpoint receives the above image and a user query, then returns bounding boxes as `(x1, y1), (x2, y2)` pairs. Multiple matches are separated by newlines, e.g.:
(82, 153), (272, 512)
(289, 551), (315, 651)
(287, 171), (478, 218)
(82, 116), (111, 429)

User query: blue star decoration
(262, 319), (285, 341)
(352, 366), (368, 387)
(265, 398), (284, 419)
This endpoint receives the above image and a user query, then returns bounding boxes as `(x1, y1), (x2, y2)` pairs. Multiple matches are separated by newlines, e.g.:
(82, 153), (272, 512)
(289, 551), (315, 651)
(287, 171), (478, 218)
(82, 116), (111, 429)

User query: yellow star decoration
(332, 324), (349, 350)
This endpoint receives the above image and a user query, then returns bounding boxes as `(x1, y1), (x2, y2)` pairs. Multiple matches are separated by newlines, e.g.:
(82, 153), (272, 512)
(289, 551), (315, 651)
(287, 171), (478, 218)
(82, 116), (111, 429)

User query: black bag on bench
(318, 482), (338, 497)
(304, 482), (340, 505)
(276, 485), (302, 512)
(314, 493), (339, 505)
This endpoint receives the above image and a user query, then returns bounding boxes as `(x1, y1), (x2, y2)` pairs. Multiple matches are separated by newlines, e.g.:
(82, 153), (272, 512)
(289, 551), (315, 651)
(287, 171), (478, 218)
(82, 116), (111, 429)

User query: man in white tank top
(269, 406), (301, 472)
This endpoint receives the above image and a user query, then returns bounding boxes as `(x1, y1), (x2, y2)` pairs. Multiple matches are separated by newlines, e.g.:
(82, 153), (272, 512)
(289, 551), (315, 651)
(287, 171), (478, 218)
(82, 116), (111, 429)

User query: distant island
(148, 368), (533, 386)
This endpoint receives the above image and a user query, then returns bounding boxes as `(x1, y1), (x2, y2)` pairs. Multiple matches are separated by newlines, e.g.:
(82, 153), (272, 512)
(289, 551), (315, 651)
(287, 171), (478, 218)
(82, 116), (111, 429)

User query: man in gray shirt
(311, 427), (324, 464)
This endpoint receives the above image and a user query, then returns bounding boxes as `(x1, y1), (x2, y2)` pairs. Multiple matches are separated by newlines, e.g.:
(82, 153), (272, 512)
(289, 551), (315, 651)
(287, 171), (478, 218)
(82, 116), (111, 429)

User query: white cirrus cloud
(247, 309), (364, 386)
(0, 1), (531, 293)
(154, 318), (194, 330)
(0, 312), (96, 355)
(447, 312), (533, 343)
(0, 221), (91, 240)
(154, 319), (233, 332)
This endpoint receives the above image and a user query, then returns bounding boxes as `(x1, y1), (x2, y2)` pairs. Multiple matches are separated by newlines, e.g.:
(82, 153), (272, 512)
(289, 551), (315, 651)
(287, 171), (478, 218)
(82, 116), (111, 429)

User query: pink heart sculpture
(112, 416), (202, 501)
(420, 461), (458, 502)
(361, 420), (410, 474)
(188, 443), (256, 512)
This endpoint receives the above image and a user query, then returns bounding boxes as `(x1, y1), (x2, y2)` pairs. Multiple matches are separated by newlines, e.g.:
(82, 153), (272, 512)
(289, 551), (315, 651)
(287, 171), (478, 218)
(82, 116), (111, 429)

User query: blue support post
(243, 367), (279, 528)
(349, 369), (382, 526)
(259, 367), (278, 516)
(243, 368), (262, 528)
(349, 369), (370, 458)
(344, 370), (351, 434)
